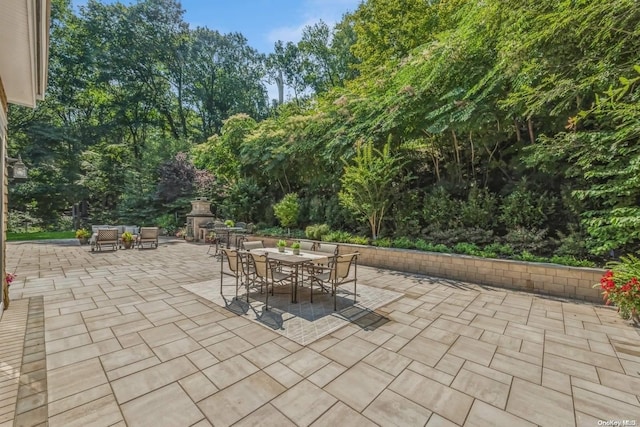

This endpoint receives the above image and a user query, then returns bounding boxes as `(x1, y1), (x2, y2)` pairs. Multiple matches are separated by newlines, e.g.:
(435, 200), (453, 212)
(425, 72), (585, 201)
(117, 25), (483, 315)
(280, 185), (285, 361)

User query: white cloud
(267, 0), (361, 46)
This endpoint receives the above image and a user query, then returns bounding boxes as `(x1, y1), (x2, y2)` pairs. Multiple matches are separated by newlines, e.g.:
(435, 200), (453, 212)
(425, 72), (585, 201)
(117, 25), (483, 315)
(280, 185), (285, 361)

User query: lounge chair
(92, 228), (119, 252)
(137, 227), (159, 249)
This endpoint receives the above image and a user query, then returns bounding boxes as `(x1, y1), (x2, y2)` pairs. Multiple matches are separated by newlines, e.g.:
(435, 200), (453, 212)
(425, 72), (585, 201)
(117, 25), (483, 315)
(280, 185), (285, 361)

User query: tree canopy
(8, 0), (640, 259)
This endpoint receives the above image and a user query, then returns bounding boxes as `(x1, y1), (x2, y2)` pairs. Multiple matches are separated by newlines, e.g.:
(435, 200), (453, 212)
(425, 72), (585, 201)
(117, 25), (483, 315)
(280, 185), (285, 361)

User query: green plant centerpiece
(277, 239), (287, 252)
(291, 241), (301, 255)
(75, 228), (90, 244)
(121, 231), (134, 249)
(225, 219), (235, 227)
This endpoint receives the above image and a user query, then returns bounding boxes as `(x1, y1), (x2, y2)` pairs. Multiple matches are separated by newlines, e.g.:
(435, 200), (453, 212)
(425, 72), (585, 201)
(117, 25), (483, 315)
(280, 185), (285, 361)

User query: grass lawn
(7, 231), (75, 241)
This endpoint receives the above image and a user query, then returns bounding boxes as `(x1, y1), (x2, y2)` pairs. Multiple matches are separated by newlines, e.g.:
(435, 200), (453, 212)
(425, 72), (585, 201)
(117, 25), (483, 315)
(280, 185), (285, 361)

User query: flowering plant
(595, 254), (640, 323)
(5, 273), (16, 286)
(75, 228), (90, 239)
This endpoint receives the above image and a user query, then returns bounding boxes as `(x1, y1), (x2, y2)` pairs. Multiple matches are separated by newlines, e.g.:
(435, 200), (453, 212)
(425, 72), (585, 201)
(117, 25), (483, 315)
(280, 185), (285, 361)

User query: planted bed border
(255, 236), (604, 303)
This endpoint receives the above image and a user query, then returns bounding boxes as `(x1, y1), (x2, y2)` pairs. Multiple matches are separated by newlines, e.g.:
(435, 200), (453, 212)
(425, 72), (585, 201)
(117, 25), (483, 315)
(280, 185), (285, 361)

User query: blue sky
(72, 0), (362, 54)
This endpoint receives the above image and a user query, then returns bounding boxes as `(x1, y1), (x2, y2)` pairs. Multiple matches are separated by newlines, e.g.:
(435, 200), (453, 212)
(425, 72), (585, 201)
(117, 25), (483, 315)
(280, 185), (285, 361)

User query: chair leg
(353, 281), (357, 305)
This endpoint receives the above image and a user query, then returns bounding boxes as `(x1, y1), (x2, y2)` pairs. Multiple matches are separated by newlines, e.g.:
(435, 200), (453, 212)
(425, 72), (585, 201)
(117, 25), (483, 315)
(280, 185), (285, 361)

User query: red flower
(5, 273), (16, 286)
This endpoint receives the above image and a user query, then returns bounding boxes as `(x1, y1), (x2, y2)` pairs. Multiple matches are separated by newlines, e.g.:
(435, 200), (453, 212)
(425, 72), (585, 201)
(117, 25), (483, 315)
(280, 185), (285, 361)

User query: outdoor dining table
(251, 247), (332, 303)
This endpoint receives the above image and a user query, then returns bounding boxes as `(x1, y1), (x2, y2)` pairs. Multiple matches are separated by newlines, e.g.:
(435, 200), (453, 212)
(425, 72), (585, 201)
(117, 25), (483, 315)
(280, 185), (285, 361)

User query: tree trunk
(527, 118), (535, 144)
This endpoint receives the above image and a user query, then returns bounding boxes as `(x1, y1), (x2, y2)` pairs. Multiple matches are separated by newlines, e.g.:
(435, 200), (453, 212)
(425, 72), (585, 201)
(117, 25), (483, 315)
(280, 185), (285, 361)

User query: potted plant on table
(291, 242), (301, 255)
(121, 231), (134, 249)
(277, 239), (287, 253)
(75, 229), (91, 245)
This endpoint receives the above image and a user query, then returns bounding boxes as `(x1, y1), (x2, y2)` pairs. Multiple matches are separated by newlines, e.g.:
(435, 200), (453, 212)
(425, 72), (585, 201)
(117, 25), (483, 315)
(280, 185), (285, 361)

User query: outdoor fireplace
(185, 198), (215, 242)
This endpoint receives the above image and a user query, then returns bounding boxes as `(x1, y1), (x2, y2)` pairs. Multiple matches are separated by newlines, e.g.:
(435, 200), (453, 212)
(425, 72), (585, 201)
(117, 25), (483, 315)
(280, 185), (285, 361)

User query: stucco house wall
(0, 0), (51, 317)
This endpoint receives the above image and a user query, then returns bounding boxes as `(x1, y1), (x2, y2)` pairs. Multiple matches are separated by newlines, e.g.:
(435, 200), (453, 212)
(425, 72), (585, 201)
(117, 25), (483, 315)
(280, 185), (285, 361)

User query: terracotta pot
(123, 241), (133, 249)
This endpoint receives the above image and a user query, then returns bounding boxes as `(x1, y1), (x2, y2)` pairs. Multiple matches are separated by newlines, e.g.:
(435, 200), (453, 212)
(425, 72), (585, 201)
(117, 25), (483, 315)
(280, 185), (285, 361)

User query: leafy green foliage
(273, 193), (300, 229)
(323, 230), (353, 243)
(339, 141), (408, 239)
(502, 227), (549, 254)
(453, 242), (482, 256)
(392, 237), (415, 249)
(305, 224), (331, 240)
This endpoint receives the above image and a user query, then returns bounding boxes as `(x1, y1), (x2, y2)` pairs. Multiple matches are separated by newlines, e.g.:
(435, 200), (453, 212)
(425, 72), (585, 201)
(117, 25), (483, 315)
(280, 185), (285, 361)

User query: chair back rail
(298, 240), (315, 251)
(310, 252), (358, 309)
(316, 243), (339, 255)
(242, 240), (264, 251)
(333, 253), (358, 281)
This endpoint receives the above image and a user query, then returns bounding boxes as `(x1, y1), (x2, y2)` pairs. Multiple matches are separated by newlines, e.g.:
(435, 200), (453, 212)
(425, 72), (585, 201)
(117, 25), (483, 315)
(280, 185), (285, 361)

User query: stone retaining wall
(252, 236), (605, 303)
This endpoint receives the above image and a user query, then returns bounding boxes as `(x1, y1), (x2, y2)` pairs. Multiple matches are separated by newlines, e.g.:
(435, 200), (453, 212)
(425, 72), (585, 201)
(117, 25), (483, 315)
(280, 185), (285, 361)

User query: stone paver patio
(2, 238), (640, 426)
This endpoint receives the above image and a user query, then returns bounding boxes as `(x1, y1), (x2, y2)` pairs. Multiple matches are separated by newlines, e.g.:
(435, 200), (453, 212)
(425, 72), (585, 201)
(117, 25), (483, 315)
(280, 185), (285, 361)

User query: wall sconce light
(7, 155), (28, 181)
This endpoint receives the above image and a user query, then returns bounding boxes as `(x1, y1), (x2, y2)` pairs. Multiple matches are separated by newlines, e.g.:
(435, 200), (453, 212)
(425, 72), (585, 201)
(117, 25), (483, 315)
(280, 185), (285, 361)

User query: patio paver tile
(242, 341), (292, 369)
(152, 336), (202, 362)
(398, 336), (449, 367)
(138, 323), (188, 348)
(232, 404), (296, 427)
(201, 354), (258, 389)
(111, 356), (198, 403)
(121, 382), (204, 427)
(506, 378), (575, 426)
(281, 348), (331, 377)
(263, 362), (304, 388)
(47, 357), (107, 403)
(363, 389), (432, 426)
(271, 380), (337, 426)
(491, 352), (542, 384)
(48, 383), (111, 417)
(465, 400), (535, 427)
(389, 369), (473, 425)
(541, 367), (572, 395)
(451, 368), (510, 409)
(310, 401), (377, 427)
(324, 361), (393, 411)
(362, 347), (412, 376)
(48, 394), (122, 427)
(205, 336), (254, 361)
(197, 371), (285, 427)
(448, 336), (496, 366)
(46, 338), (121, 370)
(178, 372), (218, 402)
